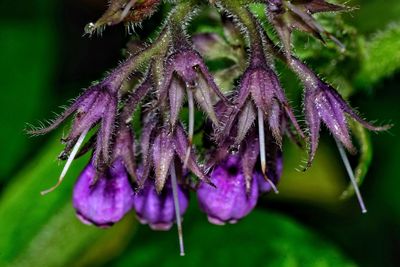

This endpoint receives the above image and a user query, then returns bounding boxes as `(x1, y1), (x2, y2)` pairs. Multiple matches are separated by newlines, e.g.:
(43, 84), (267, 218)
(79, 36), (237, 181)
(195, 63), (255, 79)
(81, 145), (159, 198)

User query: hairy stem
(108, 0), (199, 89)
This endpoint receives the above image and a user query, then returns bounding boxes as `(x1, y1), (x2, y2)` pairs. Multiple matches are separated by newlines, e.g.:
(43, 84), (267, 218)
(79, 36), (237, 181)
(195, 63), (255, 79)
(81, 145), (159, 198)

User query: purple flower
(212, 126), (282, 193)
(73, 160), (135, 228)
(159, 47), (228, 127)
(197, 155), (259, 225)
(74, 74), (154, 181)
(291, 59), (390, 166)
(218, 42), (303, 148)
(111, 75), (154, 181)
(213, 43), (298, 192)
(29, 70), (125, 169)
(139, 114), (210, 192)
(133, 175), (189, 231)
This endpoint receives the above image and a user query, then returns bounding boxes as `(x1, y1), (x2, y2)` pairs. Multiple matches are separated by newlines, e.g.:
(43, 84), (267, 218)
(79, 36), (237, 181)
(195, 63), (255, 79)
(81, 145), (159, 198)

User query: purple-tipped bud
(160, 48), (227, 127)
(197, 155), (259, 225)
(266, 0), (347, 55)
(133, 176), (189, 231)
(139, 115), (211, 192)
(218, 62), (303, 147)
(29, 71), (125, 169)
(291, 58), (389, 166)
(73, 160), (135, 228)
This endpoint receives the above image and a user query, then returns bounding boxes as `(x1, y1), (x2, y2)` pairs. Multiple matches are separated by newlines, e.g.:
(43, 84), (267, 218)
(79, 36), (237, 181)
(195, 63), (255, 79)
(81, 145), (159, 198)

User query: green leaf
(356, 23), (400, 88)
(112, 209), (356, 267)
(0, 22), (57, 180)
(0, 137), (136, 267)
(350, 0), (400, 33)
(340, 123), (372, 200)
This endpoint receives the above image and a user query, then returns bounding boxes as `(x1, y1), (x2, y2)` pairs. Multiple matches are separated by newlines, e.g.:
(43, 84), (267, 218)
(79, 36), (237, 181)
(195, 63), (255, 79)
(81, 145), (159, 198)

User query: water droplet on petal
(84, 22), (96, 35)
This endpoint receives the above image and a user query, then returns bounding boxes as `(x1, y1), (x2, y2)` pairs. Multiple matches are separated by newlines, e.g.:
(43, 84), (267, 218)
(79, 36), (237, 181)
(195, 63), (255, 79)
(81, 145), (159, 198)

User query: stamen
(335, 138), (367, 214)
(183, 88), (195, 169)
(41, 128), (89, 195)
(170, 162), (185, 256)
(327, 33), (346, 52)
(264, 173), (279, 194)
(258, 108), (279, 194)
(120, 0), (137, 22)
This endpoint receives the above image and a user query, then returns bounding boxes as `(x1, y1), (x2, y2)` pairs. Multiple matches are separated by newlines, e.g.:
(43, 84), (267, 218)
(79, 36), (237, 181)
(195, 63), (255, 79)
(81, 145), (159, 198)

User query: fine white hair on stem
(120, 0), (137, 22)
(258, 108), (279, 194)
(183, 87), (195, 169)
(41, 128), (89, 195)
(335, 138), (367, 214)
(170, 162), (185, 256)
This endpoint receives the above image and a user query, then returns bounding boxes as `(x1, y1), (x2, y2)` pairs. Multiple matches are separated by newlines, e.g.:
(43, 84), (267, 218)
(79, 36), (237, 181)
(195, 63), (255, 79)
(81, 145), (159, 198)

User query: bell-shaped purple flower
(133, 175), (189, 231)
(197, 155), (259, 225)
(213, 42), (297, 193)
(212, 125), (282, 194)
(73, 159), (135, 228)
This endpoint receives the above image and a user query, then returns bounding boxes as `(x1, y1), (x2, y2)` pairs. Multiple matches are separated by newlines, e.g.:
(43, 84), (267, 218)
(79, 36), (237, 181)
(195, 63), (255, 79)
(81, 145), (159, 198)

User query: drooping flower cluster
(29, 0), (389, 255)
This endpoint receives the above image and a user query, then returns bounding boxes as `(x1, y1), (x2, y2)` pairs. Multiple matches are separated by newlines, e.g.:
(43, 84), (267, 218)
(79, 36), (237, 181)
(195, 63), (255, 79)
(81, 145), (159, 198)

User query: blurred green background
(0, 0), (399, 266)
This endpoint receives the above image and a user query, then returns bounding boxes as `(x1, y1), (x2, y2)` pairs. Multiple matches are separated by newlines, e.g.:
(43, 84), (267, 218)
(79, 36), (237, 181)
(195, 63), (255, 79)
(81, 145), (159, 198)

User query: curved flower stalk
(28, 1), (193, 194)
(216, 2), (389, 213)
(213, 6), (303, 193)
(28, 0), (391, 255)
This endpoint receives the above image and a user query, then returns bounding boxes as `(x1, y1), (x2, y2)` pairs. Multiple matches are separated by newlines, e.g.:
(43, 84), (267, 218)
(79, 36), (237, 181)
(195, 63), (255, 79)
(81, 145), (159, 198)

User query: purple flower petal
(268, 99), (283, 147)
(193, 73), (219, 125)
(197, 155), (259, 225)
(133, 177), (189, 231)
(140, 116), (157, 184)
(114, 124), (137, 181)
(169, 76), (186, 127)
(73, 160), (134, 227)
(152, 129), (175, 192)
(240, 129), (260, 191)
(236, 101), (256, 145)
(174, 124), (211, 183)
